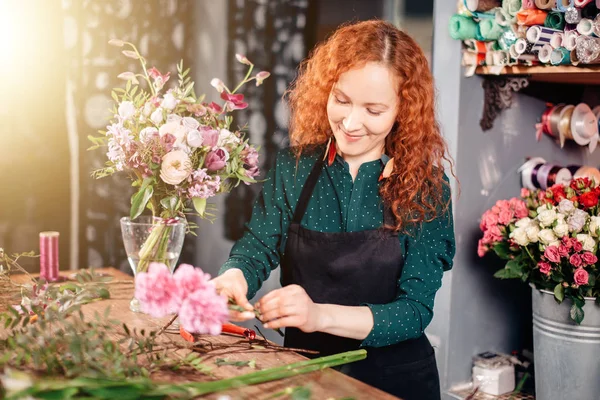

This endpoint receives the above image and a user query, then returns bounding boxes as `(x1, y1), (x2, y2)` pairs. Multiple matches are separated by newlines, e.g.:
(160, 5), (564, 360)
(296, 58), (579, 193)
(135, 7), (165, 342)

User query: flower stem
(231, 64), (254, 94)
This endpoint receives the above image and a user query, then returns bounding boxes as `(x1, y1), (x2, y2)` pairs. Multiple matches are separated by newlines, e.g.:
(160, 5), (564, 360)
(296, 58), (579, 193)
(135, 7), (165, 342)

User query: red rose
(574, 268), (589, 286)
(550, 185), (567, 203)
(571, 177), (592, 191)
(581, 252), (598, 265)
(579, 191), (599, 208)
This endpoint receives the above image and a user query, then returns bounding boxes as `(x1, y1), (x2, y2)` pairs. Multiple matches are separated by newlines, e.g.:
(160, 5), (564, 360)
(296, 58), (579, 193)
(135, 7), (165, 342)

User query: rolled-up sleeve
(361, 181), (455, 348)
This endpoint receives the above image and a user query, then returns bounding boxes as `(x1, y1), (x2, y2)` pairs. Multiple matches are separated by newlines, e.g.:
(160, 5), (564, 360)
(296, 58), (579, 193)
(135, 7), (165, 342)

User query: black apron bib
(281, 156), (441, 400)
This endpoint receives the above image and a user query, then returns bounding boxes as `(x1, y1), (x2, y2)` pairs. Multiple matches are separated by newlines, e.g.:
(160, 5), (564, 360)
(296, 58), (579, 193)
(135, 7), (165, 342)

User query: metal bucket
(532, 287), (600, 400)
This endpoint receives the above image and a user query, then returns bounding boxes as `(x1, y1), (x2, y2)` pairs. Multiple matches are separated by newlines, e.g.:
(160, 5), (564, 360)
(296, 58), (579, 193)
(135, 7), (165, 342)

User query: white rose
(537, 208), (558, 228)
(118, 101), (136, 121)
(160, 150), (192, 185)
(143, 102), (153, 116)
(217, 128), (240, 147)
(182, 117), (200, 130)
(548, 241), (561, 249)
(151, 108), (164, 125)
(166, 114), (182, 123)
(589, 216), (600, 237)
(159, 121), (188, 145)
(538, 229), (557, 245)
(525, 224), (540, 243)
(553, 222), (569, 238)
(161, 93), (178, 110)
(567, 209), (588, 233)
(187, 129), (203, 147)
(576, 234), (596, 252)
(139, 127), (158, 143)
(510, 228), (530, 246)
(558, 199), (575, 215)
(515, 217), (532, 228)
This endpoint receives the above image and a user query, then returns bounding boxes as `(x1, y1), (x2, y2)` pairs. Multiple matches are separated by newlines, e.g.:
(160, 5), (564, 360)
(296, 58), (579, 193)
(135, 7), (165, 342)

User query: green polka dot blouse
(219, 147), (455, 348)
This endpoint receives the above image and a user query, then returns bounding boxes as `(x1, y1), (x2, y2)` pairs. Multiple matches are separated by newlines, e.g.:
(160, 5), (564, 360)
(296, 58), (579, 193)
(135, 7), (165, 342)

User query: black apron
(281, 156), (441, 400)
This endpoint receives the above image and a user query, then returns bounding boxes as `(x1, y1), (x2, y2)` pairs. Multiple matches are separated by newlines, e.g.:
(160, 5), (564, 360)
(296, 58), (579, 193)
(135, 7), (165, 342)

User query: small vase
(120, 216), (186, 312)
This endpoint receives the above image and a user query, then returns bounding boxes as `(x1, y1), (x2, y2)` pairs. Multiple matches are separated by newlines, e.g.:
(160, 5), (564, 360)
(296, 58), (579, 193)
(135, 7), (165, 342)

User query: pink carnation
(544, 246), (561, 263)
(574, 268), (589, 286)
(538, 262), (552, 275)
(178, 288), (229, 335)
(174, 264), (213, 301)
(582, 252), (598, 266)
(511, 199), (529, 219)
(477, 239), (488, 258)
(521, 188), (530, 198)
(498, 209), (515, 226)
(135, 263), (180, 318)
(570, 254), (583, 268)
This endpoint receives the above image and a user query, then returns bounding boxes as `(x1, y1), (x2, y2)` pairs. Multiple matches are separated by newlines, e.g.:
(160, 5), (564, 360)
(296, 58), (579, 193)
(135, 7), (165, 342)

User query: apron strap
(292, 157), (325, 224)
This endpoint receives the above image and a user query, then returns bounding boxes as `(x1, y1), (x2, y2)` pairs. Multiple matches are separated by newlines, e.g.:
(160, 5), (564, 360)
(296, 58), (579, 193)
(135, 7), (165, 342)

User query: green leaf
(492, 242), (511, 259)
(33, 388), (79, 400)
(570, 304), (585, 325)
(554, 284), (564, 303)
(493, 268), (521, 279)
(193, 197), (207, 217)
(291, 386), (312, 400)
(160, 196), (178, 212)
(130, 179), (154, 220)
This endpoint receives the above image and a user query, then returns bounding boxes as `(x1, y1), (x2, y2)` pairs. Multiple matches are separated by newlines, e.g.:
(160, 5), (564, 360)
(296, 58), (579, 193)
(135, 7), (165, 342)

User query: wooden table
(6, 267), (399, 400)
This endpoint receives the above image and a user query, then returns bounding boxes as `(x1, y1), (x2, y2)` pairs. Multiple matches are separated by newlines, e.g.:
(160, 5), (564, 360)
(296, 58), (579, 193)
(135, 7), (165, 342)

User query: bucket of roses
(477, 178), (600, 324)
(89, 40), (269, 312)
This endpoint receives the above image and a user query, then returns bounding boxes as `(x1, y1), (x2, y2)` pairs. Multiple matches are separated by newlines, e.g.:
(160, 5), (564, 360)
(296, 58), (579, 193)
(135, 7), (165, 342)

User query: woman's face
(327, 62), (399, 164)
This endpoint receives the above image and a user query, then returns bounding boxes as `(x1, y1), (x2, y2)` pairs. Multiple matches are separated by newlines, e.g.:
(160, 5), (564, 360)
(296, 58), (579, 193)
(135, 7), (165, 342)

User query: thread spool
(40, 231), (60, 282)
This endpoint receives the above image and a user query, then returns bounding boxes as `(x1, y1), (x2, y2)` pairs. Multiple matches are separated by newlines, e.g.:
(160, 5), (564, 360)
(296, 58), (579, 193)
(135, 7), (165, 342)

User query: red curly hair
(286, 19), (456, 233)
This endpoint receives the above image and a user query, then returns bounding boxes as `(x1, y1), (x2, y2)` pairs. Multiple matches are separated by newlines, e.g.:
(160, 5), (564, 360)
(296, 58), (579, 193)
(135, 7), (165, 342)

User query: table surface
(5, 267), (399, 400)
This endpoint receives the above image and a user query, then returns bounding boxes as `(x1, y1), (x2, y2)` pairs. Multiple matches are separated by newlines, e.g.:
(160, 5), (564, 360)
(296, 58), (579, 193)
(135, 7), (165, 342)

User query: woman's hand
(210, 269), (255, 322)
(255, 284), (322, 333)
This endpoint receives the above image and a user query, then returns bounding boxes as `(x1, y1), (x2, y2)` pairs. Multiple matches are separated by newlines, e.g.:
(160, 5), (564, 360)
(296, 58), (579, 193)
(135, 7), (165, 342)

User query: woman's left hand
(255, 284), (322, 333)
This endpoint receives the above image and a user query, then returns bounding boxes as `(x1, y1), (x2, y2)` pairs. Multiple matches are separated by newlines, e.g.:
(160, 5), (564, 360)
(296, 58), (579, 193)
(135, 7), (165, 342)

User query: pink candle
(40, 231), (59, 281)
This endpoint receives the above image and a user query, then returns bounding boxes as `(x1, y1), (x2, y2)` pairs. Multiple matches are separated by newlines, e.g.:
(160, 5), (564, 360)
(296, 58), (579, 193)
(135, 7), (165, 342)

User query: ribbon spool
(449, 14), (480, 40)
(495, 8), (513, 26)
(526, 25), (561, 47)
(576, 35), (600, 64)
(538, 103), (566, 141)
(558, 105), (575, 147)
(550, 47), (572, 65)
(538, 44), (554, 63)
(557, 0), (576, 12)
(563, 30), (580, 50)
(565, 7), (582, 24)
(545, 11), (566, 31)
(465, 0), (502, 12)
(571, 48), (581, 65)
(535, 0), (557, 8)
(517, 9), (549, 26)
(537, 164), (573, 190)
(522, 0), (537, 7)
(519, 157), (547, 190)
(573, 166), (600, 186)
(574, 0), (594, 5)
(40, 231), (60, 282)
(550, 32), (564, 48)
(571, 103), (599, 152)
(479, 19), (505, 40)
(577, 18), (595, 36)
(515, 38), (537, 54)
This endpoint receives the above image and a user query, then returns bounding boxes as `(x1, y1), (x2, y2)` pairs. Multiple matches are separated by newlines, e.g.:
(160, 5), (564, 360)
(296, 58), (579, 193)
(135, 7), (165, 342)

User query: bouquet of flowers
(89, 40), (269, 274)
(478, 178), (600, 323)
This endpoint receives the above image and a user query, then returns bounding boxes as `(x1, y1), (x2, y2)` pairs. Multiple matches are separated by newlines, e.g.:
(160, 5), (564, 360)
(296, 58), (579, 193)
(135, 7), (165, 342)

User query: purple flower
(220, 92), (248, 111)
(187, 169), (221, 199)
(205, 148), (229, 171)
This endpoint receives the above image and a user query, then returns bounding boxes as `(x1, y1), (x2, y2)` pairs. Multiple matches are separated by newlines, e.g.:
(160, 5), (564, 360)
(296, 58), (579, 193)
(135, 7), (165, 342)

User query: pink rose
(521, 188), (531, 198)
(570, 254), (583, 268)
(558, 245), (569, 258)
(513, 201), (529, 219)
(488, 225), (503, 242)
(477, 239), (488, 257)
(544, 246), (561, 263)
(538, 262), (552, 275)
(205, 148), (229, 171)
(581, 252), (598, 265)
(200, 127), (219, 148)
(498, 209), (515, 225)
(573, 241), (583, 252)
(574, 268), (589, 286)
(480, 210), (498, 231)
(482, 230), (494, 245)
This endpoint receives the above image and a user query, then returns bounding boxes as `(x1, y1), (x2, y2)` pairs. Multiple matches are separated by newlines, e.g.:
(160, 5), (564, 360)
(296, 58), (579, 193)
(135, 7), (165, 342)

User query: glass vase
(120, 216), (186, 312)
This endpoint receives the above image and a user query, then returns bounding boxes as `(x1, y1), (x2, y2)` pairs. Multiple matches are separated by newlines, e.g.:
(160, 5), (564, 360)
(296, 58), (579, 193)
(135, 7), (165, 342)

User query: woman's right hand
(211, 268), (255, 322)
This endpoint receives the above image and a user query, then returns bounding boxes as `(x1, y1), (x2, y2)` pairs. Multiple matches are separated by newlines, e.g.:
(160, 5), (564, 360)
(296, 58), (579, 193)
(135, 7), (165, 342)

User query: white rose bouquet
(89, 40), (269, 273)
(478, 179), (600, 324)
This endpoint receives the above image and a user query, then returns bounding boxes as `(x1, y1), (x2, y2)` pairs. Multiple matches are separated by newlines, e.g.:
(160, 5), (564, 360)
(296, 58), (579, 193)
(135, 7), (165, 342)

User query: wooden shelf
(475, 65), (600, 85)
(448, 384), (535, 400)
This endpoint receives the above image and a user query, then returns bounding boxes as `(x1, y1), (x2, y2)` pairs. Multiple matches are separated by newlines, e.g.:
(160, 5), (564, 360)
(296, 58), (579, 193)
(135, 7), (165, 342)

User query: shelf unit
(475, 65), (600, 84)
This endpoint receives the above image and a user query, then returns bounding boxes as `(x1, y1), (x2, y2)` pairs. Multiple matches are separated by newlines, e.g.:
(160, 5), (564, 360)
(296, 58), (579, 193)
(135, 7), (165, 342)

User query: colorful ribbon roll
(576, 35), (600, 64)
(450, 14), (480, 40)
(557, 0), (576, 12)
(495, 8), (513, 26)
(563, 30), (580, 50)
(522, 0), (537, 7)
(479, 18), (506, 40)
(545, 12), (566, 30)
(465, 0), (502, 12)
(519, 158), (546, 190)
(516, 9), (549, 26)
(565, 7), (582, 24)
(571, 48), (581, 65)
(577, 18), (595, 36)
(558, 105), (575, 148)
(534, 0), (557, 8)
(515, 37), (538, 54)
(593, 14), (600, 37)
(538, 43), (554, 62)
(537, 104), (566, 140)
(574, 0), (594, 6)
(492, 50), (511, 64)
(463, 51), (487, 66)
(526, 25), (561, 47)
(550, 46), (572, 64)
(550, 32), (564, 48)
(571, 103), (599, 152)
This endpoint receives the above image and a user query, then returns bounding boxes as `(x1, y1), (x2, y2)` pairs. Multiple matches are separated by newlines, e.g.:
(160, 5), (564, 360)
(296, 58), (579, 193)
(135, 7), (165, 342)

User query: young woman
(212, 20), (456, 400)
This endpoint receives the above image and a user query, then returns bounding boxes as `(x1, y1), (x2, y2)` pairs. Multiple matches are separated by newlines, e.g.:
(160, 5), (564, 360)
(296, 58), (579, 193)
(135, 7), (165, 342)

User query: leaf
(493, 268), (521, 279)
(160, 196), (178, 212)
(215, 358), (255, 368)
(492, 242), (511, 259)
(570, 304), (584, 325)
(130, 179), (154, 220)
(193, 197), (207, 217)
(291, 386), (312, 400)
(33, 388), (80, 400)
(554, 283), (564, 303)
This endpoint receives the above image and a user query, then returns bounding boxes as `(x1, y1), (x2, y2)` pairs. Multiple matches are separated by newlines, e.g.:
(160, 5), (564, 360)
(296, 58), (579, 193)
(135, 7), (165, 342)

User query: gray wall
(432, 1), (600, 397)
